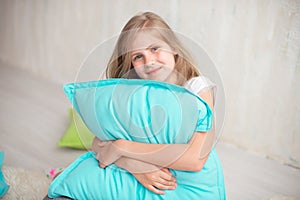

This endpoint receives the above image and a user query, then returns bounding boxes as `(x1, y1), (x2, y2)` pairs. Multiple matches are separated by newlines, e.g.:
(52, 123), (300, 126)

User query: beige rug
(2, 165), (51, 200)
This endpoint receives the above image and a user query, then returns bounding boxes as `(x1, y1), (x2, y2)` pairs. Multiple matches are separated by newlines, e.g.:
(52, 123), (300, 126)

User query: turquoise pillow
(63, 78), (212, 143)
(0, 152), (9, 198)
(48, 79), (226, 199)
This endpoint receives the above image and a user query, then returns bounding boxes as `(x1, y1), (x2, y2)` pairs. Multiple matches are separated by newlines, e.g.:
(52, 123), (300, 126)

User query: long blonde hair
(106, 12), (199, 85)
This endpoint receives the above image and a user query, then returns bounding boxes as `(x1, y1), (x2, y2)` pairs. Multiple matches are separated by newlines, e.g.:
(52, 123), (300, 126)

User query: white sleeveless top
(183, 76), (217, 106)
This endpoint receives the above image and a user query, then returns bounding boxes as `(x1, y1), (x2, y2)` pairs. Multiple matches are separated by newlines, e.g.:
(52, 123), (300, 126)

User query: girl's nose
(144, 50), (156, 65)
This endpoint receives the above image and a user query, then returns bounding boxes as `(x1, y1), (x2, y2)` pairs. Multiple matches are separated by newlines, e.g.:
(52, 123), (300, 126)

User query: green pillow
(57, 108), (95, 150)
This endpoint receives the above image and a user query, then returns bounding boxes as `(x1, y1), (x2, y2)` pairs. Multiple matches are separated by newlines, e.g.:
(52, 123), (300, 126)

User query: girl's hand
(132, 168), (177, 195)
(95, 140), (122, 168)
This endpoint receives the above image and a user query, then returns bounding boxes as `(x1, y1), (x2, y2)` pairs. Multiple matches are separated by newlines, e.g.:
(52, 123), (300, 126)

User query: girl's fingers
(99, 163), (107, 168)
(157, 177), (177, 187)
(160, 168), (171, 174)
(147, 185), (165, 195)
(159, 170), (176, 183)
(154, 182), (177, 190)
(154, 169), (177, 189)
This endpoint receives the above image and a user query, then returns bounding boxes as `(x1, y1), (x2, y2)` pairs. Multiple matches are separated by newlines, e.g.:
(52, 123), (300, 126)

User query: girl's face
(130, 31), (177, 84)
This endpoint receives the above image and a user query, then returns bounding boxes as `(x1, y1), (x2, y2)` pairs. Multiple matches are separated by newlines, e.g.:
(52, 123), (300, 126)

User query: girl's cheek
(134, 66), (144, 75)
(134, 60), (145, 67)
(161, 51), (172, 59)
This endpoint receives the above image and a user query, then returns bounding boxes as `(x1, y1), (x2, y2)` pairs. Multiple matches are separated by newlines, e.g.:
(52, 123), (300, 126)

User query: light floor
(216, 142), (300, 199)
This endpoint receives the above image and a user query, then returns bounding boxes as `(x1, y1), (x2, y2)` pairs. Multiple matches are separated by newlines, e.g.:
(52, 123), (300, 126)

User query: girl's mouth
(146, 66), (162, 75)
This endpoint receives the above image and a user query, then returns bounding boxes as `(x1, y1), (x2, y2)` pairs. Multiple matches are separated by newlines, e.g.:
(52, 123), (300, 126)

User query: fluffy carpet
(2, 165), (50, 200)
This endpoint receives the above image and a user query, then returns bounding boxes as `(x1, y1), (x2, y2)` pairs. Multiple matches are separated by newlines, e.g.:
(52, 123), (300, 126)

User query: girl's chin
(148, 75), (172, 83)
(138, 72), (174, 83)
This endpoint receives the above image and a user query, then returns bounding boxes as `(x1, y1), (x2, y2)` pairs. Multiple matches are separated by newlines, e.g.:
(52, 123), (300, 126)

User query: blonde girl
(92, 12), (226, 199)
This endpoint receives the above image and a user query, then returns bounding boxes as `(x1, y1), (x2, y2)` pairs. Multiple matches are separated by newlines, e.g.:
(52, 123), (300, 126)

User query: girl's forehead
(130, 31), (167, 52)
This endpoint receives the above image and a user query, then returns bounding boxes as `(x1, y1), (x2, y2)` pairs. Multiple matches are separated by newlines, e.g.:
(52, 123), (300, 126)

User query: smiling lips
(146, 66), (162, 74)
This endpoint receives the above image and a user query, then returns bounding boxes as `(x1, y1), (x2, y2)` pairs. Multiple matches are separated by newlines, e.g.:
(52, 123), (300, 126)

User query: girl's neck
(165, 71), (182, 85)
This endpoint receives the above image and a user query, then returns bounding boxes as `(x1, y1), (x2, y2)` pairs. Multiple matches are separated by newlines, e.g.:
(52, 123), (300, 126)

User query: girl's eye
(133, 54), (143, 61)
(151, 47), (159, 52)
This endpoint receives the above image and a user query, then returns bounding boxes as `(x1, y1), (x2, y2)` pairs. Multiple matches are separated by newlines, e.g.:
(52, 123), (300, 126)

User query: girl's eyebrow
(131, 41), (162, 55)
(147, 41), (161, 48)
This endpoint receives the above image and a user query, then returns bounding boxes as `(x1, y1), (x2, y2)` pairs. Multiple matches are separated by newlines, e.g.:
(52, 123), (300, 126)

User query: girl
(92, 12), (226, 199)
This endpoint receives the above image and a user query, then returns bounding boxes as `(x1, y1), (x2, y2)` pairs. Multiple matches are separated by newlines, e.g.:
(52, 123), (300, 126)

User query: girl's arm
(97, 89), (215, 172)
(92, 137), (177, 194)
(105, 129), (214, 171)
(92, 137), (160, 173)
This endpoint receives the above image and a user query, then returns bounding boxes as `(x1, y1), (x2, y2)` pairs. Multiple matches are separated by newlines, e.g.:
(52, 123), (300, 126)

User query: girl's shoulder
(183, 76), (216, 95)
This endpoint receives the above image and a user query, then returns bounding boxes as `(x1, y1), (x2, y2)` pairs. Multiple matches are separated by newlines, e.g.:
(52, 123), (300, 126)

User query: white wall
(0, 0), (299, 167)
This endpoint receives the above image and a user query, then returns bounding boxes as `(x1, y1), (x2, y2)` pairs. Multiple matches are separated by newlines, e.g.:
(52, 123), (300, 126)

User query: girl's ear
(171, 48), (178, 55)
(174, 53), (179, 62)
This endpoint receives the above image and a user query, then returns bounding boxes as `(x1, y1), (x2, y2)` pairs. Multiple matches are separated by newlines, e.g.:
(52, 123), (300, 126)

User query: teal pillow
(0, 152), (9, 198)
(48, 79), (226, 199)
(63, 78), (211, 143)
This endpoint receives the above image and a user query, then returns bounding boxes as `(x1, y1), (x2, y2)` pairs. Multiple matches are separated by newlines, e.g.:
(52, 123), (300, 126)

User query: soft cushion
(0, 152), (9, 198)
(57, 108), (94, 150)
(48, 79), (226, 199)
(63, 78), (211, 143)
